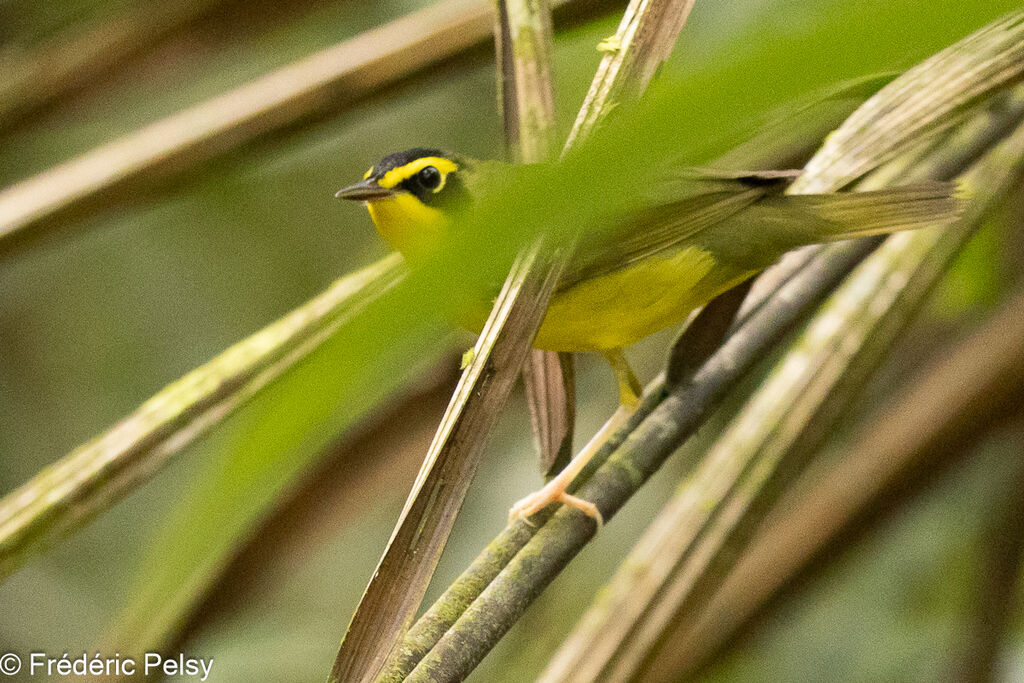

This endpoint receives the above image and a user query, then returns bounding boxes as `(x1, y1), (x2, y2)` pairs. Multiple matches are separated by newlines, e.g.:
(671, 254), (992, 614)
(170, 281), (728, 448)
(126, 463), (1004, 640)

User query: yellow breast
(533, 247), (754, 351)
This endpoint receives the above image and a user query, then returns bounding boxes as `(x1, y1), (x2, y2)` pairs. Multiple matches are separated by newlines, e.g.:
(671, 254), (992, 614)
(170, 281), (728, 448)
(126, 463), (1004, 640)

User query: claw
(558, 492), (603, 527)
(508, 487), (603, 527)
(508, 489), (548, 523)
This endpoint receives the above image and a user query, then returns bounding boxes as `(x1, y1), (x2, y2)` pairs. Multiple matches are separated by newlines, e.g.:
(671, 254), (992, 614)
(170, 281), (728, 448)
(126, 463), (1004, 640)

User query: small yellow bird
(337, 148), (957, 523)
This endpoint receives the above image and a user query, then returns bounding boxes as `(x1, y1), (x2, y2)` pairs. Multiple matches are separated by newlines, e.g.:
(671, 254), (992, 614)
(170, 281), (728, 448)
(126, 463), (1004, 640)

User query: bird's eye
(417, 165), (442, 190)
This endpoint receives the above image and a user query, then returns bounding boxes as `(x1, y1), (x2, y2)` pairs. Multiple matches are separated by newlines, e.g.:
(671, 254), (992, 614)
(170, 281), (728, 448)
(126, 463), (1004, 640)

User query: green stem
(0, 253), (405, 581)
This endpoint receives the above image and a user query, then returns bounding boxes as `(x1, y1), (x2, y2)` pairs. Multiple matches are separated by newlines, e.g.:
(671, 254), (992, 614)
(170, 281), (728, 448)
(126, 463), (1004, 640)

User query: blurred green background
(1, 0), (1022, 680)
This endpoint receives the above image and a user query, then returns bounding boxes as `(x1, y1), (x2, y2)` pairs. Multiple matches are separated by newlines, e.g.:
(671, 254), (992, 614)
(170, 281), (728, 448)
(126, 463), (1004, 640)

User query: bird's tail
(775, 181), (963, 243)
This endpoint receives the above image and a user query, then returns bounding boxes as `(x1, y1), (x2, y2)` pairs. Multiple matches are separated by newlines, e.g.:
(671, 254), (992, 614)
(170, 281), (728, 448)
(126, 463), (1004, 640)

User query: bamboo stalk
(498, 0), (559, 162)
(497, 0), (579, 477)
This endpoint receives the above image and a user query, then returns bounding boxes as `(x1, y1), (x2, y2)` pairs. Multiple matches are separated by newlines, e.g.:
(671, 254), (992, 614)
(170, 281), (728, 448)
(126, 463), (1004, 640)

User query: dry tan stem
(327, 1), (564, 679)
(0, 0), (227, 130)
(564, 0), (697, 148)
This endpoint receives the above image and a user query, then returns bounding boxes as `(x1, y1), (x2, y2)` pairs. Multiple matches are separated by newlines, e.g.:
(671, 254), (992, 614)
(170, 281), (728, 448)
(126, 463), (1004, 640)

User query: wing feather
(560, 171), (787, 289)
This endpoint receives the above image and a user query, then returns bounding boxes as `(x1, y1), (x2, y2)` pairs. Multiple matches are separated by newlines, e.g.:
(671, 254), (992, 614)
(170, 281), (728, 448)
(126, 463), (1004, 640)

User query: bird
(336, 147), (958, 525)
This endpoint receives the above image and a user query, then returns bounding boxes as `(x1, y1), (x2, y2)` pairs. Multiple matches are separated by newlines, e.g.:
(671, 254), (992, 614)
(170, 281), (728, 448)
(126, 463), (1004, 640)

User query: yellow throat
(367, 193), (449, 261)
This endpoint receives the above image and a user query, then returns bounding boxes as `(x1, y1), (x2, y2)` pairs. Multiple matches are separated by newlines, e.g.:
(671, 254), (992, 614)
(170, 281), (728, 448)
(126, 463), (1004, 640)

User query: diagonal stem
(0, 253), (406, 581)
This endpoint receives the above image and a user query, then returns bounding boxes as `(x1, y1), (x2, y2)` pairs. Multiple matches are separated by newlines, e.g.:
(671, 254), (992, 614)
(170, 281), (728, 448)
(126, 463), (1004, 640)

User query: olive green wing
(561, 171), (959, 290)
(560, 170), (792, 289)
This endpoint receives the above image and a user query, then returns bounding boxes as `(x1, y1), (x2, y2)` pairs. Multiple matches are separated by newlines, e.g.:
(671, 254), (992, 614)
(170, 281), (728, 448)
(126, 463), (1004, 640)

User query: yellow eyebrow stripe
(378, 156), (458, 189)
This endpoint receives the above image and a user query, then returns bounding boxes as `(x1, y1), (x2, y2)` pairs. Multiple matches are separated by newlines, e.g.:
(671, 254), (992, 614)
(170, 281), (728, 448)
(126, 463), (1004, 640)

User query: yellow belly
(461, 246), (757, 352)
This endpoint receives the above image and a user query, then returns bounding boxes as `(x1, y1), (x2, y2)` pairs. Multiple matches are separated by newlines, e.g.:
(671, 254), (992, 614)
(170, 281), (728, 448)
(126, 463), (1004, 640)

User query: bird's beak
(334, 178), (395, 201)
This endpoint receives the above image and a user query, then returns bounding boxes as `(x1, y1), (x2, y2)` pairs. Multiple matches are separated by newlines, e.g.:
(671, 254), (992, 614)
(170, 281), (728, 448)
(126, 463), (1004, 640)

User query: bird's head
(336, 148), (472, 261)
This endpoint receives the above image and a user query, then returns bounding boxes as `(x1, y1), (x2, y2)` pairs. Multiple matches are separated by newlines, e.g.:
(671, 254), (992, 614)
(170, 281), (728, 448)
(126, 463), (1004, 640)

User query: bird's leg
(602, 347), (643, 409)
(508, 348), (641, 527)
